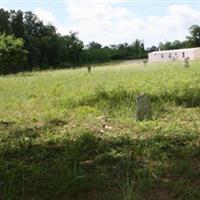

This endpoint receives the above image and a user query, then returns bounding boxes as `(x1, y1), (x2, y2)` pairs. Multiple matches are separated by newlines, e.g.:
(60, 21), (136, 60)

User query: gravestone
(87, 65), (91, 73)
(143, 60), (148, 66)
(136, 94), (151, 121)
(184, 58), (190, 68)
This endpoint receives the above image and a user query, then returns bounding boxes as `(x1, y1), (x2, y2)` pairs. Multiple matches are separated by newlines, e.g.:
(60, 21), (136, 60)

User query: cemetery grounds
(0, 61), (200, 200)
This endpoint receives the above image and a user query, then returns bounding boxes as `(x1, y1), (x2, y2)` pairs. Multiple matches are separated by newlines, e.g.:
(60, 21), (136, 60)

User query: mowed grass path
(0, 61), (200, 200)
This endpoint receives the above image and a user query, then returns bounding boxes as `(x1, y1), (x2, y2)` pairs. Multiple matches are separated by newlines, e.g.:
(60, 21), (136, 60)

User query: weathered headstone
(87, 65), (91, 73)
(143, 60), (148, 66)
(184, 58), (190, 68)
(136, 94), (151, 121)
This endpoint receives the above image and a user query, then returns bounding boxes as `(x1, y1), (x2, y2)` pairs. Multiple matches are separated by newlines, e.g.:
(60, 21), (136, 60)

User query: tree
(0, 34), (28, 74)
(158, 40), (188, 50)
(10, 10), (25, 38)
(172, 40), (183, 49)
(147, 46), (158, 53)
(23, 11), (57, 68)
(0, 9), (11, 34)
(62, 32), (84, 64)
(87, 41), (102, 49)
(39, 35), (63, 67)
(132, 39), (146, 59)
(82, 41), (110, 63)
(82, 47), (110, 64)
(24, 11), (44, 37)
(187, 25), (200, 47)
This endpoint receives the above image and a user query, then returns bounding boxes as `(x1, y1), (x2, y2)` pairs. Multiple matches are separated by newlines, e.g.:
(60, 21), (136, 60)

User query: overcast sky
(1, 0), (200, 47)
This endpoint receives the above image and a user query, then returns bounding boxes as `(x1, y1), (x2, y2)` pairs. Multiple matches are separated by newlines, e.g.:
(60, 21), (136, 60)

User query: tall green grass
(0, 61), (200, 199)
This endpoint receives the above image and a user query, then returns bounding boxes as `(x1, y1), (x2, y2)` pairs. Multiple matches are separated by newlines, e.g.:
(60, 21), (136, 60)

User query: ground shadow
(0, 129), (199, 200)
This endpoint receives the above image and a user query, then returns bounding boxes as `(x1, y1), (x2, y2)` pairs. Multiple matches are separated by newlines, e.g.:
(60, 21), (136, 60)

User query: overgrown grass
(0, 60), (200, 199)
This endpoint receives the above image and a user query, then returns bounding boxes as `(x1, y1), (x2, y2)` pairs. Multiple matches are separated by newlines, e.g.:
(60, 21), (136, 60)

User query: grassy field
(0, 61), (200, 200)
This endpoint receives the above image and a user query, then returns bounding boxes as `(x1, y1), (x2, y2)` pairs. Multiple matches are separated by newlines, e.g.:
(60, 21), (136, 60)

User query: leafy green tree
(39, 35), (63, 67)
(0, 34), (27, 74)
(159, 40), (188, 50)
(132, 39), (146, 58)
(187, 25), (200, 47)
(82, 41), (110, 63)
(24, 11), (44, 37)
(23, 11), (57, 68)
(159, 41), (173, 50)
(146, 46), (158, 53)
(61, 32), (84, 64)
(0, 9), (11, 34)
(87, 41), (102, 49)
(82, 47), (110, 64)
(10, 10), (25, 38)
(23, 12), (42, 68)
(172, 40), (184, 49)
(110, 40), (147, 60)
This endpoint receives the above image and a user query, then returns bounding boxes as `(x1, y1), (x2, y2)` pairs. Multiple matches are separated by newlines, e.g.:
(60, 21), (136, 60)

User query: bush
(0, 34), (28, 74)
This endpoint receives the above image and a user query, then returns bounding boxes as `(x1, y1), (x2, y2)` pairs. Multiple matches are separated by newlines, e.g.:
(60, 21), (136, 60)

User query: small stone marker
(136, 93), (151, 121)
(143, 60), (148, 66)
(184, 58), (190, 68)
(87, 65), (91, 73)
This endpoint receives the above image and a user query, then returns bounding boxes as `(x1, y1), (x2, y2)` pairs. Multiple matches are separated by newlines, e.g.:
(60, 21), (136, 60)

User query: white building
(148, 47), (200, 62)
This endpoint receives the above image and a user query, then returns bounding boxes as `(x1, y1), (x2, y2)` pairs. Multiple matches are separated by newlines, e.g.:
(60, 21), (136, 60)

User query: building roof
(148, 47), (200, 55)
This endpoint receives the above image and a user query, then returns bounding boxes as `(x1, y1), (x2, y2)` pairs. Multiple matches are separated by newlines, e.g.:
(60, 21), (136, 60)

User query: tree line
(0, 9), (146, 74)
(0, 8), (200, 74)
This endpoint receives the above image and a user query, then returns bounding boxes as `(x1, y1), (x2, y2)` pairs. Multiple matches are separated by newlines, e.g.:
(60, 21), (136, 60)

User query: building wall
(175, 50), (194, 61)
(193, 48), (200, 60)
(148, 49), (200, 62)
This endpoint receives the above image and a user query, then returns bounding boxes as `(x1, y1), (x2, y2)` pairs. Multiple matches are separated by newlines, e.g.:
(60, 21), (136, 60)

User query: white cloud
(143, 5), (200, 45)
(59, 0), (136, 45)
(34, 8), (57, 25)
(147, 5), (200, 33)
(66, 1), (129, 21)
(40, 2), (200, 47)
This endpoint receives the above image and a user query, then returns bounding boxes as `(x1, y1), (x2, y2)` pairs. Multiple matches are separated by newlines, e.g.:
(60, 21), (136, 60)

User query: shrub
(0, 34), (28, 74)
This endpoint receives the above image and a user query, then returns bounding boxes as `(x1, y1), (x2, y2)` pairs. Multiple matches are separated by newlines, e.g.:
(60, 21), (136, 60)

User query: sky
(1, 0), (200, 47)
